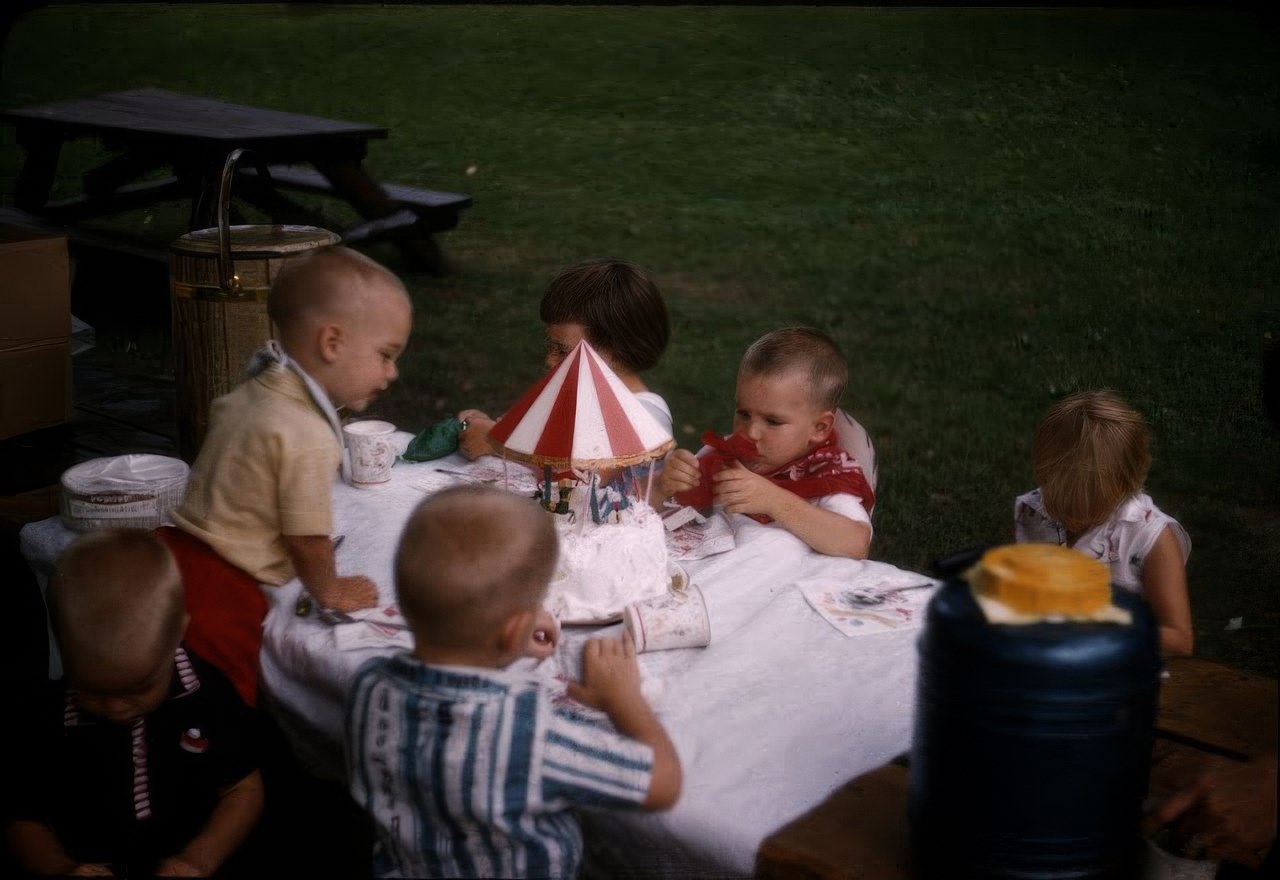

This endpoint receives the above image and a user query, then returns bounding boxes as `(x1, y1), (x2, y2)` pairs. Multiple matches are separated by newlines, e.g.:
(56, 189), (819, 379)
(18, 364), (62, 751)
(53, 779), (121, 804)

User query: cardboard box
(0, 226), (71, 439)
(0, 341), (72, 440)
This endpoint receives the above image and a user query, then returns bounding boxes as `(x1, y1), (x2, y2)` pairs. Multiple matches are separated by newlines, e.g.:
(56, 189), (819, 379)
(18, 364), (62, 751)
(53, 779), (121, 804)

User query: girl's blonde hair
(1033, 390), (1151, 534)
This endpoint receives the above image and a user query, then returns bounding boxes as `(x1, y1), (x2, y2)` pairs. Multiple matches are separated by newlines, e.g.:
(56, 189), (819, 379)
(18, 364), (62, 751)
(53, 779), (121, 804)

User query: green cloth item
(402, 417), (463, 461)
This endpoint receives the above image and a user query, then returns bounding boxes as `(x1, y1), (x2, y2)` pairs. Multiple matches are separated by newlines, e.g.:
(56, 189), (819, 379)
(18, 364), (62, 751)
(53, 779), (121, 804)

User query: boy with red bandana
(653, 327), (876, 559)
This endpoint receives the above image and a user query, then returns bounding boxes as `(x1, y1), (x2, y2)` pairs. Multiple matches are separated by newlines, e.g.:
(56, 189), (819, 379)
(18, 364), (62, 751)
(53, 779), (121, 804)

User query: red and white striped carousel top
(488, 340), (674, 471)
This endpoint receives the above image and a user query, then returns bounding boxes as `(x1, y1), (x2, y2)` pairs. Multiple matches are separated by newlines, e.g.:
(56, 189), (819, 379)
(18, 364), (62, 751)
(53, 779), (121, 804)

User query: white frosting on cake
(546, 499), (672, 622)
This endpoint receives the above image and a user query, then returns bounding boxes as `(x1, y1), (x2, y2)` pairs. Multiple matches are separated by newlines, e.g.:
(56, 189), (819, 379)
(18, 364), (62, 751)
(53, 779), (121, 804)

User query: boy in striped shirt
(345, 486), (682, 879)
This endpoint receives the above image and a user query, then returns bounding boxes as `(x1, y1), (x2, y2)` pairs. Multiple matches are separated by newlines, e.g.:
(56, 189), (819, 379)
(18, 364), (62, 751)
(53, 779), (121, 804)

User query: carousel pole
(589, 472), (603, 524)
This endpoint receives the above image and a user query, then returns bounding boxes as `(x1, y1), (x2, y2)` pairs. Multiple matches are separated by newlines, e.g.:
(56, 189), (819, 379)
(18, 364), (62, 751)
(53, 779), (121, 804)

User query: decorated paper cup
(343, 420), (397, 486)
(624, 584), (711, 653)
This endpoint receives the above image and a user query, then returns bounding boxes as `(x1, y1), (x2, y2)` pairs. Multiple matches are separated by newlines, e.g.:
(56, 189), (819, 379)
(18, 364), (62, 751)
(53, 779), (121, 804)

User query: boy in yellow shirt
(163, 246), (412, 704)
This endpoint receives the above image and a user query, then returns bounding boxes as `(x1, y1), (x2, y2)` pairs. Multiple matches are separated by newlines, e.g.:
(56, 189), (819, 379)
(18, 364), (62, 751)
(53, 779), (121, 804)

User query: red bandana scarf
(674, 430), (876, 524)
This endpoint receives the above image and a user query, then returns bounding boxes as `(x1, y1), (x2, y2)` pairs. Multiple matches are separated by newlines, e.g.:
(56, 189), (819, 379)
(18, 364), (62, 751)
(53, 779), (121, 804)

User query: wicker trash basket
(169, 149), (339, 460)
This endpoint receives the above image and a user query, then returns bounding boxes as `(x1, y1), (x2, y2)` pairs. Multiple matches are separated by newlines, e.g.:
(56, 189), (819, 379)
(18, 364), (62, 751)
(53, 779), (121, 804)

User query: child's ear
(317, 322), (345, 364)
(810, 409), (836, 446)
(498, 608), (536, 657)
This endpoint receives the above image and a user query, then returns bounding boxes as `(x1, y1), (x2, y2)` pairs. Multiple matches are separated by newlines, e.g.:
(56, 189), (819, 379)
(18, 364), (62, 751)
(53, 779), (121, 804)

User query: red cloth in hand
(675, 430), (876, 524)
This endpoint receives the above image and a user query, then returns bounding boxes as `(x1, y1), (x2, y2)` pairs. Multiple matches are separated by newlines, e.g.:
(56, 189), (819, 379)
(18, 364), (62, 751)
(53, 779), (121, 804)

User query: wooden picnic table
(755, 656), (1279, 879)
(1, 87), (470, 274)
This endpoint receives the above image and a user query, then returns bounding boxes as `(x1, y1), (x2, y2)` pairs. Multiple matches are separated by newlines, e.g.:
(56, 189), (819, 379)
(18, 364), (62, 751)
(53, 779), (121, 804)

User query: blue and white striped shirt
(346, 654), (654, 879)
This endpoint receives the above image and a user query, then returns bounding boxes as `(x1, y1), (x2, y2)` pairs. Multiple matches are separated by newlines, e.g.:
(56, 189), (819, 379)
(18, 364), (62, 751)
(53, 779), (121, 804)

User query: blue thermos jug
(909, 544), (1161, 879)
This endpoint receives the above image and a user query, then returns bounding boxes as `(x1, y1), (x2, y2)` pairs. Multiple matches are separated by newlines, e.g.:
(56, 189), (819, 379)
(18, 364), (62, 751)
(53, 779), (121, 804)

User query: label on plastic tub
(67, 498), (159, 519)
(60, 454), (189, 532)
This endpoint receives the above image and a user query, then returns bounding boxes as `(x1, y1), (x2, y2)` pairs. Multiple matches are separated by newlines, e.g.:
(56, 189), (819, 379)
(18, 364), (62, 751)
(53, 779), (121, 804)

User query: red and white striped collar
(64, 646), (202, 726)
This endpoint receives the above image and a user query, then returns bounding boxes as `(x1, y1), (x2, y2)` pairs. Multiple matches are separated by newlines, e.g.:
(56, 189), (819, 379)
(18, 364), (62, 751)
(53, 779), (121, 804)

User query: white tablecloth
(21, 454), (932, 878)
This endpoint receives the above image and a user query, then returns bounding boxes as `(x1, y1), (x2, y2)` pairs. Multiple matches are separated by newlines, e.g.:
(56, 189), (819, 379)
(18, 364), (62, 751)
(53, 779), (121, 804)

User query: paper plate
(558, 561), (690, 626)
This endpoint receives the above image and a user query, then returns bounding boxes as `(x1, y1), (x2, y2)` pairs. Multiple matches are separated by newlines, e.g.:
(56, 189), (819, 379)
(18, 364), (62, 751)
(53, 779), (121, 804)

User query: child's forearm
(5, 819), (79, 875)
(768, 494), (871, 558)
(1158, 625), (1194, 657)
(286, 535), (378, 612)
(284, 534), (339, 595)
(170, 771), (264, 875)
(603, 696), (682, 810)
(1142, 527), (1193, 656)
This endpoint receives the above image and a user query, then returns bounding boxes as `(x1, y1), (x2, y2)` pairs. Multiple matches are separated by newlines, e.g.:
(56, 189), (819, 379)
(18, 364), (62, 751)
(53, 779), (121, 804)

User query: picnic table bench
(1, 87), (470, 274)
(755, 655), (1279, 878)
(235, 164), (469, 246)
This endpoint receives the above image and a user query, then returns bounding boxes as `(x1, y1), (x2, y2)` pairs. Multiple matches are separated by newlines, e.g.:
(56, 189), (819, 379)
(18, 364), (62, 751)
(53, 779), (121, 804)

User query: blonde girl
(1015, 391), (1193, 655)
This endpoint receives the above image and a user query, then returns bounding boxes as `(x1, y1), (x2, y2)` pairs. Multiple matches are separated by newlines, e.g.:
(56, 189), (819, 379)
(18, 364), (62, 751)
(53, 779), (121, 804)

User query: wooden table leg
(311, 158), (451, 275)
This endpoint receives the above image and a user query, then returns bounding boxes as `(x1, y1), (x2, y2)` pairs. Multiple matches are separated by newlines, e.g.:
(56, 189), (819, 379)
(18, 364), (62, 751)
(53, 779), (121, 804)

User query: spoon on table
(841, 582), (936, 607)
(433, 467), (498, 484)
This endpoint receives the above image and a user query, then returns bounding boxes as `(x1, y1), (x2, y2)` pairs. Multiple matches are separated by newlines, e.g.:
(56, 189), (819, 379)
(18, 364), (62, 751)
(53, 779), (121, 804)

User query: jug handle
(930, 545), (992, 580)
(215, 148), (276, 292)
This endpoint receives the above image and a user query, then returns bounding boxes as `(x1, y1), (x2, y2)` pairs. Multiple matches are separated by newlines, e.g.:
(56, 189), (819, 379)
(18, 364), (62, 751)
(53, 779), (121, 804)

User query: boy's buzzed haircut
(268, 244), (407, 333)
(740, 327), (848, 411)
(539, 258), (670, 373)
(50, 528), (185, 682)
(396, 486), (558, 648)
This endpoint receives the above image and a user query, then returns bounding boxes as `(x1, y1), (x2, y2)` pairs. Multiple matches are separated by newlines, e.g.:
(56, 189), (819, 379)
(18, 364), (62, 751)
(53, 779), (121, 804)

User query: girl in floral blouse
(1015, 390), (1193, 654)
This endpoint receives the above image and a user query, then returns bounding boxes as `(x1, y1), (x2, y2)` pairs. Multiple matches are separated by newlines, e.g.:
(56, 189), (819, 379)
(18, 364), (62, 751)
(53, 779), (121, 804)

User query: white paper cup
(1142, 835), (1219, 880)
(343, 420), (397, 486)
(624, 584), (711, 653)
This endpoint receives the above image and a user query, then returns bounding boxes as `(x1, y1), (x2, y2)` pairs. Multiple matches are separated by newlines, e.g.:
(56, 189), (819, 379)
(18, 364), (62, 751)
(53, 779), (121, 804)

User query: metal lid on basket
(170, 224), (340, 258)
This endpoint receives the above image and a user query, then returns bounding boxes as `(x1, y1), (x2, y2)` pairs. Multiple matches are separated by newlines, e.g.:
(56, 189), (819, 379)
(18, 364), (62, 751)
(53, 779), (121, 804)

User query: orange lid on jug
(968, 544), (1111, 616)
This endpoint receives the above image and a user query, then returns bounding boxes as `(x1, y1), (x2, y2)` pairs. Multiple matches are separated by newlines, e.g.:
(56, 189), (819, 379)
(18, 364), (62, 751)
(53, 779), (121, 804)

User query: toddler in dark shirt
(3, 528), (263, 878)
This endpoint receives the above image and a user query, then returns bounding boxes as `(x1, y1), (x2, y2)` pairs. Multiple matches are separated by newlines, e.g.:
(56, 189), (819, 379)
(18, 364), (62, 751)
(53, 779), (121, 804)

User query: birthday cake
(544, 487), (674, 622)
(484, 339), (679, 624)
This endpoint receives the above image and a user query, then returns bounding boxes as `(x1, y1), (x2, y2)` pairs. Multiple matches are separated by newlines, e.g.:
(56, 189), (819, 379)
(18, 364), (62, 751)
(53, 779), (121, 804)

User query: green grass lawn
(3, 5), (1277, 673)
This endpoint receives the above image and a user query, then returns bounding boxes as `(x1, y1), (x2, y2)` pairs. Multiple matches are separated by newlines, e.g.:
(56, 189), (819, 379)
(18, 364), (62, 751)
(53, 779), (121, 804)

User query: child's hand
(713, 460), (784, 517)
(68, 865), (114, 877)
(457, 409), (496, 460)
(154, 855), (207, 877)
(528, 609), (560, 660)
(317, 575), (379, 613)
(567, 634), (643, 713)
(569, 635), (682, 811)
(657, 449), (701, 499)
